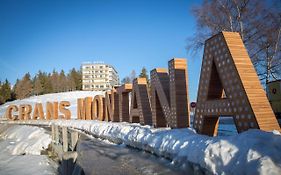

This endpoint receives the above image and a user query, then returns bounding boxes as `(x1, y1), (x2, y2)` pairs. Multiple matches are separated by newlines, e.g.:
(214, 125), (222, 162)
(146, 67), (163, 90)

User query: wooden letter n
(104, 89), (119, 122)
(150, 58), (190, 128)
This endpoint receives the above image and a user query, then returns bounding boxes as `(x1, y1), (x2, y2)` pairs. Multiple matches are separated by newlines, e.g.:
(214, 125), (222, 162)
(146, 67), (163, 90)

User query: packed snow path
(76, 134), (193, 175)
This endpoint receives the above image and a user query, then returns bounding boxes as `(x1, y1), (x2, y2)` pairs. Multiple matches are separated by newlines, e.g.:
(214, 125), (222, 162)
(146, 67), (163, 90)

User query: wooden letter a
(130, 78), (152, 125)
(194, 32), (280, 136)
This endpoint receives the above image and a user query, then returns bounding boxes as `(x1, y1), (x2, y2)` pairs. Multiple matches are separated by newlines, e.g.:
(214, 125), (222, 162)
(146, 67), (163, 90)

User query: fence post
(62, 126), (68, 152)
(51, 124), (55, 142)
(55, 125), (59, 144)
(70, 131), (79, 151)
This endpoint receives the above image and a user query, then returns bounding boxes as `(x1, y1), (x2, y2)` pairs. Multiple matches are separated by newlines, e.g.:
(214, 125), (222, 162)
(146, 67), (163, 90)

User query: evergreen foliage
(0, 67), (82, 104)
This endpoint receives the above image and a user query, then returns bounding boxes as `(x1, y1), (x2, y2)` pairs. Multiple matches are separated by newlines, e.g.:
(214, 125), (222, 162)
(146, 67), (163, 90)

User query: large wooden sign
(194, 32), (280, 136)
(5, 32), (280, 136)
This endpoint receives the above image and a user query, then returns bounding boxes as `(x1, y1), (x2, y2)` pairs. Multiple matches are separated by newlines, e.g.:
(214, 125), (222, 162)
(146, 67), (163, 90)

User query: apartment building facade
(82, 62), (119, 91)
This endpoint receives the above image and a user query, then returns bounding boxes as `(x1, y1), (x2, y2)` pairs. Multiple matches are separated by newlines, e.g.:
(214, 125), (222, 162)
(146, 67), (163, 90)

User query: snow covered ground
(0, 91), (281, 175)
(0, 124), (56, 175)
(4, 119), (281, 175)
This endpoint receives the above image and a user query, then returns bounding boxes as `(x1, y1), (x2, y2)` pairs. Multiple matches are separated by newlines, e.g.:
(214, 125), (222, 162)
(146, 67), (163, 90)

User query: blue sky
(0, 0), (202, 101)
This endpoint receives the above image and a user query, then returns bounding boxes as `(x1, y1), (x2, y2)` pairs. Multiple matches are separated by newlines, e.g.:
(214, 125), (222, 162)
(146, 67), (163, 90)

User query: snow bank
(5, 119), (281, 175)
(0, 153), (56, 175)
(0, 125), (51, 155)
(0, 91), (104, 119)
(0, 124), (56, 175)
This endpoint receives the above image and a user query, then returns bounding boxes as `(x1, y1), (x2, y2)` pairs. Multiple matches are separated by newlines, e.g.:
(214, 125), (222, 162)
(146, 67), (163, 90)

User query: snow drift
(6, 119), (281, 175)
(0, 124), (55, 175)
(0, 125), (51, 155)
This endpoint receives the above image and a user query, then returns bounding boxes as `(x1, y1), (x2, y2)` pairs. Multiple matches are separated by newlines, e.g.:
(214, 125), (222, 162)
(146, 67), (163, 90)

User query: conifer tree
(139, 67), (149, 80)
(51, 69), (60, 92)
(69, 68), (82, 90)
(121, 77), (131, 84)
(33, 75), (43, 95)
(0, 81), (3, 104)
(59, 70), (68, 92)
(0, 79), (12, 102)
(15, 73), (33, 99)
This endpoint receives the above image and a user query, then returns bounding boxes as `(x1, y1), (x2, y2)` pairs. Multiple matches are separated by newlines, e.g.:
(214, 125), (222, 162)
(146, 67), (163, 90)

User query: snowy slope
(0, 91), (104, 119)
(0, 124), (56, 175)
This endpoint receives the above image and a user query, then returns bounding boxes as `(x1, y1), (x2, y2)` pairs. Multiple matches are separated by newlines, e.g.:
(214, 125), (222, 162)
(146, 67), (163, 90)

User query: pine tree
(15, 73), (33, 99)
(68, 69), (76, 91)
(76, 69), (82, 90)
(51, 69), (60, 92)
(121, 76), (131, 84)
(0, 79), (12, 102)
(69, 68), (82, 91)
(0, 81), (4, 104)
(139, 67), (150, 87)
(33, 75), (43, 95)
(139, 67), (149, 80)
(37, 71), (52, 94)
(12, 79), (19, 100)
(59, 70), (68, 92)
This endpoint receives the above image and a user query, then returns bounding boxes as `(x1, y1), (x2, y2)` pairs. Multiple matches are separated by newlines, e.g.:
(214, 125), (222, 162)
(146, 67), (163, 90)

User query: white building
(82, 62), (119, 91)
